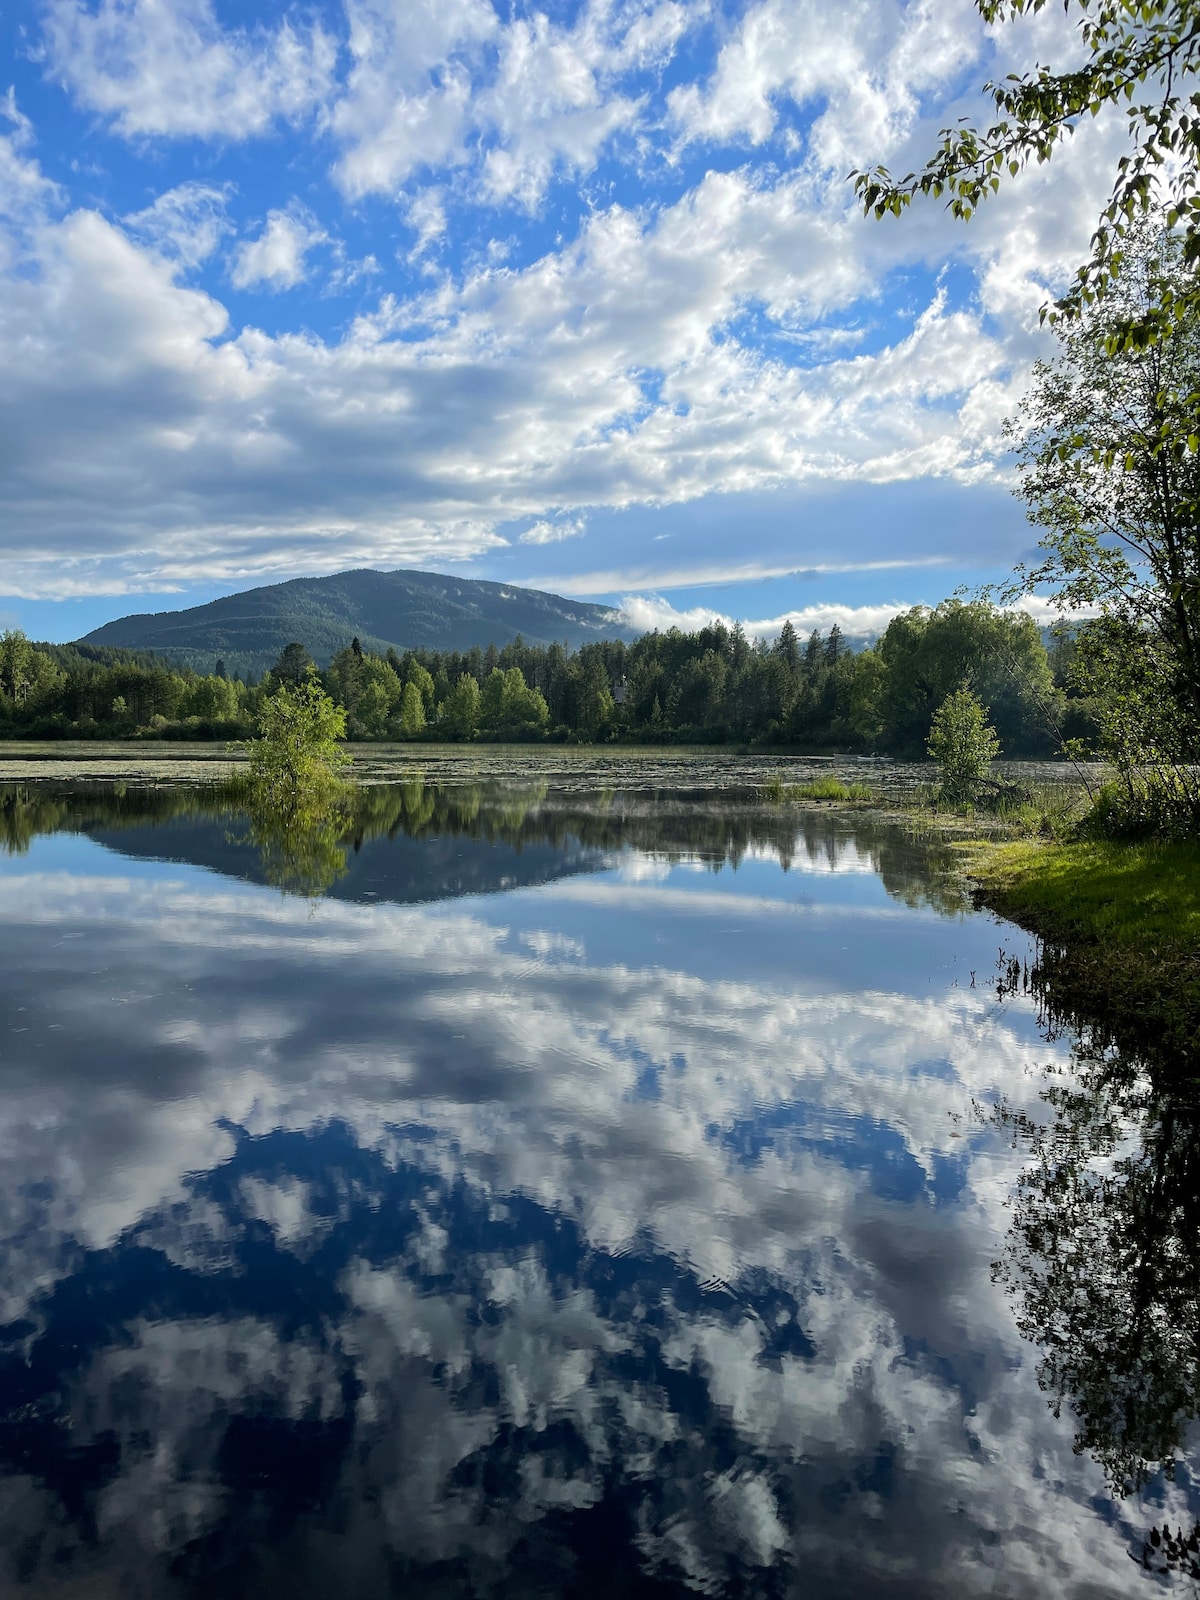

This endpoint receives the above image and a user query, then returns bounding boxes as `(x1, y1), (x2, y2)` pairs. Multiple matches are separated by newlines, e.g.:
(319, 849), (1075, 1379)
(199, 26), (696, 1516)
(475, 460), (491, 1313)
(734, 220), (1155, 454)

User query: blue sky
(0, 0), (1117, 642)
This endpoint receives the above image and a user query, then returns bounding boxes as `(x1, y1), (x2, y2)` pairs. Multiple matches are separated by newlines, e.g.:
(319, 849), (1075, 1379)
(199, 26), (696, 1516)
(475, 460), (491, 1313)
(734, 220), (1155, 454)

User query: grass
(763, 773), (874, 803)
(968, 836), (1200, 1071)
(972, 837), (1200, 952)
(976, 780), (1090, 839)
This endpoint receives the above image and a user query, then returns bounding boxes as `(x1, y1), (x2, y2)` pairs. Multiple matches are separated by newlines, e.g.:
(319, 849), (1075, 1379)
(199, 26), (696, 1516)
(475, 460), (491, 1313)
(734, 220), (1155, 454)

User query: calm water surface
(0, 782), (1192, 1597)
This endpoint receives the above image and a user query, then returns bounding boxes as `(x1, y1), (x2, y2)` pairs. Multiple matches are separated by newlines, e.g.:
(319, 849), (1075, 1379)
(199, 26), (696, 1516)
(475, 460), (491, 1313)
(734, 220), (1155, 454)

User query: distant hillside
(79, 568), (632, 677)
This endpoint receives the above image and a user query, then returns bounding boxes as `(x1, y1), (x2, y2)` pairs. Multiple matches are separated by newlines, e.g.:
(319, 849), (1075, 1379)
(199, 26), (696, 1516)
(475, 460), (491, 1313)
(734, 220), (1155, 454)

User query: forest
(0, 597), (1084, 758)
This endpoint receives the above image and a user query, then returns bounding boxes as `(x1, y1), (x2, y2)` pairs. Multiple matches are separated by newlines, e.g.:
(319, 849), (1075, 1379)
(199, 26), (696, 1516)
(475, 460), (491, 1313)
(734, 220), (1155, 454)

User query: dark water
(0, 782), (1194, 1597)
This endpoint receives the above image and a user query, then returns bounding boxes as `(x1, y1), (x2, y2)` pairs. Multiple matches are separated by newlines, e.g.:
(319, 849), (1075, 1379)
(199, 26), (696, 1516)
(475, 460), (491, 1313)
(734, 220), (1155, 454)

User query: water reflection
(0, 781), (1191, 1596)
(997, 1054), (1200, 1486)
(0, 778), (967, 912)
(990, 956), (1200, 1569)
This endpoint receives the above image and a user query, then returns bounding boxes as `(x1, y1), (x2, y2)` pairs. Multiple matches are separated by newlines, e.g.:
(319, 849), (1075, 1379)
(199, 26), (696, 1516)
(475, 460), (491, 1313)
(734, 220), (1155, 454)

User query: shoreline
(963, 836), (1200, 1070)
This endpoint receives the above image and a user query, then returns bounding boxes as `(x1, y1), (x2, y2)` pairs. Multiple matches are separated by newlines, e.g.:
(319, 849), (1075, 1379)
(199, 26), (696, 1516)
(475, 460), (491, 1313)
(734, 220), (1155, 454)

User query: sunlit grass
(762, 773), (874, 803)
(977, 781), (1091, 839)
(973, 837), (1200, 950)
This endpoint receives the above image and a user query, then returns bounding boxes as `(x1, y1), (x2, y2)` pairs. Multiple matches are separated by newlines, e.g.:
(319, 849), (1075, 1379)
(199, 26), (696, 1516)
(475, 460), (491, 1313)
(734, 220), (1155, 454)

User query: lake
(0, 778), (1192, 1597)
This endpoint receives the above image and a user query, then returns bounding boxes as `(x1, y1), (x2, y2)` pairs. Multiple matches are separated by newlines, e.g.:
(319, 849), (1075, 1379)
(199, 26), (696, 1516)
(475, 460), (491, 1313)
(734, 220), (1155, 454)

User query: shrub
(927, 686), (1000, 803)
(1079, 774), (1200, 842)
(246, 672), (349, 806)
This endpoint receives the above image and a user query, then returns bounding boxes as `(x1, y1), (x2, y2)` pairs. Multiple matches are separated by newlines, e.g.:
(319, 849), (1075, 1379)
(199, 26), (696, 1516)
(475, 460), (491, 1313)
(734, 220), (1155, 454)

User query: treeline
(0, 599), (1092, 756)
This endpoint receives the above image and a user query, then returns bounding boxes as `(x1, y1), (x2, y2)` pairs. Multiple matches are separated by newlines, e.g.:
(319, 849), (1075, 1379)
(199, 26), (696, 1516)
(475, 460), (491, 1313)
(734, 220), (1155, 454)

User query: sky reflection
(0, 790), (1179, 1597)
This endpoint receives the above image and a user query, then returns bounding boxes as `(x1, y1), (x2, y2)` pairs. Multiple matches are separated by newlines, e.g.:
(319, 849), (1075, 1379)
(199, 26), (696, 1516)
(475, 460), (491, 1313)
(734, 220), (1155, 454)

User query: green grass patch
(763, 774), (874, 803)
(973, 837), (1200, 952)
(970, 836), (1200, 1073)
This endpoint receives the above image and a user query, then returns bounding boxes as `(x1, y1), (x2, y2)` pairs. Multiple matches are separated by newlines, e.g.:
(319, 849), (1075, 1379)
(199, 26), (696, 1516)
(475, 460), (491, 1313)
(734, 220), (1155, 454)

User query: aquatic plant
(762, 773), (874, 803)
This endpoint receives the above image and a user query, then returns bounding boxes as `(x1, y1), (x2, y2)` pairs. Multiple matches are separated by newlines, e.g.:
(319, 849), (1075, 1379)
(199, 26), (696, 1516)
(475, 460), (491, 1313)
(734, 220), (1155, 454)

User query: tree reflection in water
(1, 776), (972, 913)
(991, 955), (1200, 1577)
(241, 791), (352, 898)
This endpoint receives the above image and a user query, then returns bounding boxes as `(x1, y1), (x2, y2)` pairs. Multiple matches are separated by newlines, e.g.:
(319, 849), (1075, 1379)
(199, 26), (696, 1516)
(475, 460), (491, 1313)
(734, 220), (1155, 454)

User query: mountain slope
(79, 568), (631, 676)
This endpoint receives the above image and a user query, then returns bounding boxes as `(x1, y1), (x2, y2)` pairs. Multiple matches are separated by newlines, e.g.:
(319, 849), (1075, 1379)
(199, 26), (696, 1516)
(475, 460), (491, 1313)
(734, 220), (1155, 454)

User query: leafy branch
(851, 1), (1200, 344)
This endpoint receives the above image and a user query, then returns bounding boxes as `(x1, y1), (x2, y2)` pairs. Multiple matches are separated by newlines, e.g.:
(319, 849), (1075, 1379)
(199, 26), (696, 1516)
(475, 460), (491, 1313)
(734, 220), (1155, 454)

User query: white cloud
(668, 0), (981, 170)
(43, 0), (336, 139)
(405, 188), (447, 262)
(327, 0), (691, 209)
(1009, 592), (1096, 626)
(519, 516), (586, 545)
(617, 592), (1081, 642)
(472, 3), (662, 211)
(618, 594), (918, 640)
(0, 178), (1007, 594)
(125, 181), (232, 270)
(1, 85), (33, 147)
(533, 555), (950, 595)
(0, 0), (1137, 598)
(230, 207), (326, 291)
(0, 135), (1098, 595)
(0, 90), (61, 231)
(328, 0), (499, 198)
(325, 248), (382, 295)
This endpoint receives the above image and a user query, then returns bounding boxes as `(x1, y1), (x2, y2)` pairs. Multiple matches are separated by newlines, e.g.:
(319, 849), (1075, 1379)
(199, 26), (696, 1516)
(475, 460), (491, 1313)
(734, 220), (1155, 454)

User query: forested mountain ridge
(78, 568), (632, 676)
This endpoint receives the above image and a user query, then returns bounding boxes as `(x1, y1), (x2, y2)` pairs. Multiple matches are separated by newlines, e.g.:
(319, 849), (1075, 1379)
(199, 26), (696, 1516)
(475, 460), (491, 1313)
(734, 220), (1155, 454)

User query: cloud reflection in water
(0, 794), (1176, 1597)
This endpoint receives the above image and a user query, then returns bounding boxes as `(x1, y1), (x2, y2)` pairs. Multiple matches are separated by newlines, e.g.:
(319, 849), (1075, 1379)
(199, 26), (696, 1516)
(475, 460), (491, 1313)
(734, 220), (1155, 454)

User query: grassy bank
(969, 837), (1200, 1067)
(975, 838), (1200, 950)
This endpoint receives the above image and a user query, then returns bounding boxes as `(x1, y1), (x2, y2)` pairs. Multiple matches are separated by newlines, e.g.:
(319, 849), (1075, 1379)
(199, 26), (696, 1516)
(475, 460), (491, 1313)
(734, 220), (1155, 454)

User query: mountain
(78, 568), (632, 677)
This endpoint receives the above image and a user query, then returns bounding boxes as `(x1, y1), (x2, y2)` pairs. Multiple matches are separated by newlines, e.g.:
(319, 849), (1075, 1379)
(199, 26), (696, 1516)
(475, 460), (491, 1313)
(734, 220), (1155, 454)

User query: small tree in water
(247, 671), (349, 807)
(927, 685), (1000, 804)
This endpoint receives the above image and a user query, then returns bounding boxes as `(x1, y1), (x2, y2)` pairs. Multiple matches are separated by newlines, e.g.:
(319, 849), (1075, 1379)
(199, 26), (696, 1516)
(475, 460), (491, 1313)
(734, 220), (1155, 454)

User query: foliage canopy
(0, 606), (1079, 757)
(854, 0), (1200, 341)
(1007, 222), (1200, 828)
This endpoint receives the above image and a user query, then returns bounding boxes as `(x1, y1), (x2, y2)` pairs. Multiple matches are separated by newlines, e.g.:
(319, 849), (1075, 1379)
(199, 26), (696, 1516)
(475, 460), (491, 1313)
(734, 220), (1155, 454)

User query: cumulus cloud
(42, 0), (337, 139)
(617, 591), (1080, 641)
(618, 594), (918, 640)
(519, 516), (586, 545)
(328, 0), (689, 208)
(230, 206), (327, 291)
(0, 121), (1115, 596)
(471, 2), (674, 211)
(0, 0), (1135, 597)
(328, 0), (498, 197)
(668, 0), (981, 172)
(0, 175), (1027, 595)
